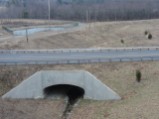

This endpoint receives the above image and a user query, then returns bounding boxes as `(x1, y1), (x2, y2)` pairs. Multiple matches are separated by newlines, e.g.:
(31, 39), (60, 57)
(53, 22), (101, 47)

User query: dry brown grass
(0, 99), (65, 119)
(1, 19), (159, 118)
(0, 61), (159, 118)
(1, 19), (159, 49)
(0, 19), (72, 26)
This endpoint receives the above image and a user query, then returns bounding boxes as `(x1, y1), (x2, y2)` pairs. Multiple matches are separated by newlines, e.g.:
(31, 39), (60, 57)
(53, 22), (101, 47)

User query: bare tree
(1, 0), (159, 21)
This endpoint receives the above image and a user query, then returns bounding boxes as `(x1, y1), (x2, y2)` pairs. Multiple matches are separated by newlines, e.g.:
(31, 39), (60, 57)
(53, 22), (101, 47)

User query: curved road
(0, 47), (159, 65)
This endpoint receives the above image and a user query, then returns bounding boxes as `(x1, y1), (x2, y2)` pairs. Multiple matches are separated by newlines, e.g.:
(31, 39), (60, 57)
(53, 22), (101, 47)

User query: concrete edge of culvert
(84, 71), (121, 100)
(2, 70), (121, 101)
(3, 22), (83, 36)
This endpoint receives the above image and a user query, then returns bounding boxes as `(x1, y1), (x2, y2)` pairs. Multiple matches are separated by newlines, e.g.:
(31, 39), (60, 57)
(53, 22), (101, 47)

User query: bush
(144, 30), (149, 35)
(148, 33), (152, 40)
(22, 11), (29, 18)
(121, 39), (124, 44)
(136, 70), (142, 82)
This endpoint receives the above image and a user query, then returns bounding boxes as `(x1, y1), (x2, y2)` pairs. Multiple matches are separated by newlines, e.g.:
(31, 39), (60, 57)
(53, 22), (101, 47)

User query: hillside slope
(0, 61), (159, 118)
(1, 19), (159, 49)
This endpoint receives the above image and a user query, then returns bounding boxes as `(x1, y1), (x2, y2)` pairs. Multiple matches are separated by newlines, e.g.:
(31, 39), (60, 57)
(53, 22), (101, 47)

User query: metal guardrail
(0, 47), (159, 54)
(0, 56), (158, 66)
(0, 47), (159, 65)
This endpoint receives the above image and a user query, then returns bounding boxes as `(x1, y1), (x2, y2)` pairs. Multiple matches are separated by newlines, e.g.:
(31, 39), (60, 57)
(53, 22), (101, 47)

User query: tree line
(0, 0), (159, 21)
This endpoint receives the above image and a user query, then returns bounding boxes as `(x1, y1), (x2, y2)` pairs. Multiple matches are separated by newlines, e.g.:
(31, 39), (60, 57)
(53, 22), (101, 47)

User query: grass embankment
(0, 61), (159, 118)
(1, 19), (159, 49)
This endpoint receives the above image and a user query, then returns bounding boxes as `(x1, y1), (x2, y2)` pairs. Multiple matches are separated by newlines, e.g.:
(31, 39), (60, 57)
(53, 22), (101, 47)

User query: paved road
(0, 48), (159, 65)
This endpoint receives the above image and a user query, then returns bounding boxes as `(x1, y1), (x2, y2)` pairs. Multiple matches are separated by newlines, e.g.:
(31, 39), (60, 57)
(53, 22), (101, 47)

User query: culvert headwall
(2, 70), (121, 100)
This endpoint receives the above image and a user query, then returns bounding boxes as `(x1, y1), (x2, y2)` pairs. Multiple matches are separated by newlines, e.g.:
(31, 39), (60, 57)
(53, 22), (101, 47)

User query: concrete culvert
(43, 84), (84, 102)
(2, 70), (121, 100)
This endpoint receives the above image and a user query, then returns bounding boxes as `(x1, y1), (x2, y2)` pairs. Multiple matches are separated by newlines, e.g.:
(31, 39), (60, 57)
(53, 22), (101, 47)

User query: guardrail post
(141, 57), (143, 61)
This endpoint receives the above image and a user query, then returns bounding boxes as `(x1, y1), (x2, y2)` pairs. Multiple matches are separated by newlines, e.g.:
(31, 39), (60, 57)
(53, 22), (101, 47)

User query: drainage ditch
(43, 84), (84, 119)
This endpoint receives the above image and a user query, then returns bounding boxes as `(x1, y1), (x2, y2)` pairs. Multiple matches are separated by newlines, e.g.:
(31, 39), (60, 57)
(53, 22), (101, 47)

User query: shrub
(148, 33), (152, 40)
(22, 11), (29, 18)
(144, 30), (149, 35)
(121, 39), (124, 44)
(136, 70), (142, 82)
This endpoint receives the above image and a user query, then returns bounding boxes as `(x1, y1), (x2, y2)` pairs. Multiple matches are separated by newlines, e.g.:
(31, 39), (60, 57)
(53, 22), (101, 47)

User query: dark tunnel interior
(43, 84), (85, 104)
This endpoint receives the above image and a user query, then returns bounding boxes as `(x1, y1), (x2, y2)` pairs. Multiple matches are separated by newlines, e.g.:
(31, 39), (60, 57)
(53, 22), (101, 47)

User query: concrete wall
(3, 22), (81, 36)
(2, 70), (121, 100)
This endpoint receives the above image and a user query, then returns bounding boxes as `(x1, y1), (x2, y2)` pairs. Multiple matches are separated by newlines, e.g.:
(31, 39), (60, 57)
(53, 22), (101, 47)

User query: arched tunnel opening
(43, 84), (85, 118)
(43, 84), (85, 104)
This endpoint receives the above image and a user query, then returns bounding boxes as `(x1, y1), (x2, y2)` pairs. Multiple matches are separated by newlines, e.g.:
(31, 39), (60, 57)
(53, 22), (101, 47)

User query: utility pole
(86, 10), (91, 30)
(48, 0), (51, 29)
(48, 0), (51, 21)
(86, 10), (89, 23)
